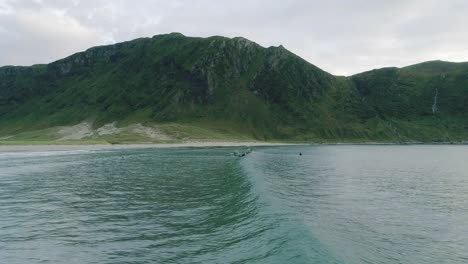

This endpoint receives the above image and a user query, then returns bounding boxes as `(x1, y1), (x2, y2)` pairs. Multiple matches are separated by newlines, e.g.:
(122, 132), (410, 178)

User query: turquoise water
(0, 145), (467, 263)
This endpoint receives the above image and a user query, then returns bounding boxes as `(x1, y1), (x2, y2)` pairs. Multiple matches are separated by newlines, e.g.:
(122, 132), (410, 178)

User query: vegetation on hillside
(1, 33), (468, 143)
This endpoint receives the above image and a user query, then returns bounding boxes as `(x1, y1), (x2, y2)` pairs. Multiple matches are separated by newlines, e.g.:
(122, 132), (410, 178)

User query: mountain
(0, 33), (467, 143)
(351, 60), (468, 141)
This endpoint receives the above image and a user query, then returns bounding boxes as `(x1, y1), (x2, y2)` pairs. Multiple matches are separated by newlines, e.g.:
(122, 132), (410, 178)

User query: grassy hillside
(1, 34), (468, 143)
(351, 61), (468, 141)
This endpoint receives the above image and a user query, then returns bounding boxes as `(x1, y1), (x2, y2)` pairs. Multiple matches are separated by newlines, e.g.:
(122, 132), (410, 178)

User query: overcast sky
(1, 0), (467, 75)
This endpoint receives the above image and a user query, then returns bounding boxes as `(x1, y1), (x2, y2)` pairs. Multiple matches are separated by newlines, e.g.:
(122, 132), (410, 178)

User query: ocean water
(0, 145), (467, 263)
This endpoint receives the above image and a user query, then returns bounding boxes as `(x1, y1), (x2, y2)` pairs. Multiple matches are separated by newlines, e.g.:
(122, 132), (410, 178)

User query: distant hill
(1, 33), (467, 143)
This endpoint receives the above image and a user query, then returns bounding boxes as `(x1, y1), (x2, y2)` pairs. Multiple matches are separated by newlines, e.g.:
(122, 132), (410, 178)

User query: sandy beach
(0, 142), (293, 153)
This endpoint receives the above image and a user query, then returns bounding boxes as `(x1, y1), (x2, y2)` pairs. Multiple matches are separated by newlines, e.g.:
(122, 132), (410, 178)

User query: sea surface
(0, 145), (467, 263)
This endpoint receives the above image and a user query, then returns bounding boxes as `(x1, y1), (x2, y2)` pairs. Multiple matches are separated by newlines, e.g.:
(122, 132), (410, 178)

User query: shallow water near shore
(0, 145), (467, 263)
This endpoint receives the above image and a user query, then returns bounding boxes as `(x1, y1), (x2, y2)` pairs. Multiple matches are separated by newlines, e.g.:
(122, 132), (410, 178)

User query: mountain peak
(402, 60), (468, 75)
(153, 32), (186, 38)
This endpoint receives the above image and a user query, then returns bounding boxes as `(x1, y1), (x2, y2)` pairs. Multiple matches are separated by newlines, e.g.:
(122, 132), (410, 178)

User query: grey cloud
(0, 0), (467, 75)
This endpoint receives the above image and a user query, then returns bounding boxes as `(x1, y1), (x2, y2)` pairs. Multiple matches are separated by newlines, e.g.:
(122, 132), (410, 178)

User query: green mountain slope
(1, 33), (468, 143)
(351, 61), (468, 141)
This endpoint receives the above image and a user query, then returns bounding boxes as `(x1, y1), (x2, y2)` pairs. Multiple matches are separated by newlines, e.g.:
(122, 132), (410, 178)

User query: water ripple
(0, 146), (467, 263)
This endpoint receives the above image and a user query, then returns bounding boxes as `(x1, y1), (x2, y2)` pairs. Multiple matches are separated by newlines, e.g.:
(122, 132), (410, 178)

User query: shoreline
(0, 142), (294, 153)
(1, 141), (467, 153)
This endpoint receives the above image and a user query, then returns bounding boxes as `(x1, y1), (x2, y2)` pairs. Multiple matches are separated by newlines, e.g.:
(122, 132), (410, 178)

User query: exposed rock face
(57, 122), (94, 140)
(128, 124), (171, 140)
(96, 122), (121, 136)
(56, 122), (172, 141)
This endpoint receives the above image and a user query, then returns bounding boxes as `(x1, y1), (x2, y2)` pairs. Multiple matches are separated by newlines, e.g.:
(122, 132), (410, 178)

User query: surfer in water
(233, 148), (252, 157)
